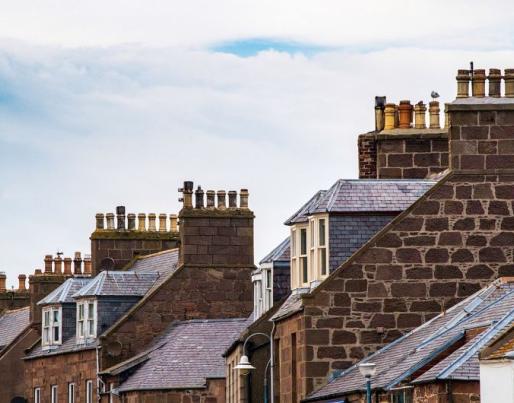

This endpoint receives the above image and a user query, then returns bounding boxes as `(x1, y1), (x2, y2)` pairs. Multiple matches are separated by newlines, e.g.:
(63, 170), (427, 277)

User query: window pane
(291, 230), (296, 257)
(88, 303), (94, 319)
(44, 311), (50, 326)
(88, 320), (94, 336)
(266, 270), (271, 289)
(320, 249), (327, 276)
(310, 221), (314, 247)
(300, 229), (307, 255)
(79, 322), (84, 337)
(319, 219), (326, 246)
(301, 257), (308, 283)
(53, 309), (59, 323)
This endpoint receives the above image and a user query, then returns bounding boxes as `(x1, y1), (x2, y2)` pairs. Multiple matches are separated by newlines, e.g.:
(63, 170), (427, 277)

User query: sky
(1, 0), (514, 286)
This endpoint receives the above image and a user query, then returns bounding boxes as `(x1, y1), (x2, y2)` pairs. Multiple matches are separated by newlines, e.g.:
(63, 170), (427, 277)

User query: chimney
(228, 191), (237, 208)
(505, 69), (514, 98)
(206, 190), (216, 208)
(195, 187), (204, 209)
(159, 214), (167, 232)
(398, 100), (413, 128)
(429, 101), (440, 129)
(414, 101), (427, 129)
(471, 69), (486, 97)
(63, 257), (72, 275)
(73, 252), (82, 275)
(488, 69), (502, 97)
(106, 213), (115, 230)
(0, 272), (6, 291)
(83, 256), (92, 275)
(54, 256), (63, 274)
(44, 255), (53, 274)
(217, 191), (226, 209)
(138, 214), (146, 231)
(384, 103), (396, 130)
(96, 213), (105, 229)
(456, 69), (470, 98)
(179, 181), (194, 208)
(170, 214), (178, 232)
(148, 214), (157, 231)
(374, 96), (386, 131)
(116, 206), (126, 230)
(127, 213), (136, 230)
(18, 274), (26, 291)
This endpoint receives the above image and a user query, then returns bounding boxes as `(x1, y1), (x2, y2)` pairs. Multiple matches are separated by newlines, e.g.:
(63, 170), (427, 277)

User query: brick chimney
(448, 67), (514, 173)
(90, 205), (180, 274)
(178, 181), (254, 267)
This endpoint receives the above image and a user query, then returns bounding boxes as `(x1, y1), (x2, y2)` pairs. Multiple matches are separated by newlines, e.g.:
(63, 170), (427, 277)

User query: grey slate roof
(38, 277), (92, 305)
(73, 271), (160, 298)
(305, 279), (514, 401)
(259, 237), (290, 265)
(0, 307), (29, 350)
(25, 336), (97, 359)
(270, 289), (308, 321)
(285, 179), (435, 225)
(117, 318), (249, 392)
(130, 249), (179, 276)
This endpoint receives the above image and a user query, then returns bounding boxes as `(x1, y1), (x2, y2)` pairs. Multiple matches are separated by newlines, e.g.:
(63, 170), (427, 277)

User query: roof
(259, 237), (290, 265)
(116, 318), (249, 392)
(285, 179), (435, 225)
(73, 271), (160, 298)
(305, 279), (514, 401)
(479, 324), (514, 360)
(129, 249), (179, 277)
(38, 277), (92, 305)
(25, 336), (97, 360)
(270, 290), (307, 321)
(0, 307), (29, 350)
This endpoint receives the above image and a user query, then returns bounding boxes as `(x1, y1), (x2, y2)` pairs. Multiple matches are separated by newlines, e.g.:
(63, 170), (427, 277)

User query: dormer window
(76, 300), (97, 342)
(42, 306), (62, 349)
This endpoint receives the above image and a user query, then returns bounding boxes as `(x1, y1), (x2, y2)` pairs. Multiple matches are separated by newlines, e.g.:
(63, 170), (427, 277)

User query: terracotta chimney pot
(414, 102), (427, 129)
(0, 272), (6, 291)
(170, 214), (178, 232)
(429, 101), (440, 129)
(148, 213), (157, 231)
(398, 100), (413, 129)
(159, 214), (167, 232)
(504, 69), (514, 97)
(456, 69), (470, 98)
(137, 213), (146, 231)
(63, 257), (72, 275)
(384, 103), (396, 130)
(18, 274), (26, 291)
(472, 69), (486, 97)
(44, 255), (53, 274)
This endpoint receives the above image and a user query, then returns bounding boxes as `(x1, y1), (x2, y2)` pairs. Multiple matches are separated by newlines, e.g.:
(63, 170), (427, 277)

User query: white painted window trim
(68, 383), (75, 403)
(34, 387), (41, 403)
(86, 380), (93, 403)
(42, 306), (62, 348)
(76, 299), (97, 343)
(51, 385), (58, 403)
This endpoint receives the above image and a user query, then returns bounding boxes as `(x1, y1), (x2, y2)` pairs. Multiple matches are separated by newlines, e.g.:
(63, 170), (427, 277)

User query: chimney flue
(148, 214), (157, 231)
(0, 272), (6, 291)
(398, 100), (413, 129)
(240, 189), (249, 209)
(159, 214), (167, 232)
(505, 69), (514, 98)
(44, 255), (53, 274)
(127, 213), (136, 230)
(456, 69), (470, 98)
(472, 69), (486, 97)
(138, 213), (146, 231)
(488, 69), (502, 97)
(217, 191), (226, 209)
(18, 274), (26, 291)
(73, 252), (82, 275)
(63, 257), (72, 275)
(106, 213), (115, 230)
(180, 181), (194, 208)
(54, 256), (63, 274)
(83, 256), (92, 275)
(116, 206), (126, 230)
(384, 103), (396, 130)
(228, 191), (237, 208)
(206, 190), (215, 208)
(95, 213), (105, 230)
(195, 186), (204, 209)
(170, 214), (178, 232)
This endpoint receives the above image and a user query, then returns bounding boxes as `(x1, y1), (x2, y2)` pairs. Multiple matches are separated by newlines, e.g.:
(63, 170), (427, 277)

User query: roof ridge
(136, 248), (179, 260)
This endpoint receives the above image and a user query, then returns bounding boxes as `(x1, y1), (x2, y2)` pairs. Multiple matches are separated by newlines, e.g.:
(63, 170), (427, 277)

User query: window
(51, 385), (58, 403)
(42, 307), (62, 348)
(264, 268), (272, 310)
(86, 380), (93, 403)
(34, 387), (41, 403)
(77, 300), (96, 342)
(68, 383), (75, 403)
(300, 228), (308, 284)
(318, 218), (328, 276)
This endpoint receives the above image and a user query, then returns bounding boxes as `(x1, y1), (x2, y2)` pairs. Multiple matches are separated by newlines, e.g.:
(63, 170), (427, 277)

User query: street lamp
(234, 332), (274, 403)
(358, 362), (376, 403)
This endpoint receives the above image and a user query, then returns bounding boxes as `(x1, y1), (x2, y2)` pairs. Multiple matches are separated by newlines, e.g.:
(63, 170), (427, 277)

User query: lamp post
(234, 332), (274, 403)
(358, 362), (376, 403)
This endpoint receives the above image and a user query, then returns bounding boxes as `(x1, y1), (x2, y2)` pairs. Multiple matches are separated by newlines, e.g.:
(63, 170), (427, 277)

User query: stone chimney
(449, 67), (514, 173)
(178, 181), (254, 267)
(90, 205), (180, 274)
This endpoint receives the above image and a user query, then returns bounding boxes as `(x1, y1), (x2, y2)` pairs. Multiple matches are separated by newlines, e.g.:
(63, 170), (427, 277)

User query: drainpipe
(270, 321), (276, 403)
(96, 345), (105, 402)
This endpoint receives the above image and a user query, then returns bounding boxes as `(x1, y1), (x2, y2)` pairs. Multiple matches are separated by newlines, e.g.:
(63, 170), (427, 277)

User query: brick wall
(25, 349), (98, 403)
(358, 132), (448, 179)
(329, 215), (397, 271)
(120, 379), (226, 403)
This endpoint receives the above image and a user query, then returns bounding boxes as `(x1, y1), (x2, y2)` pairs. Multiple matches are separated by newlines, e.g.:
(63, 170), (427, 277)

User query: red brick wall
(25, 349), (98, 403)
(119, 378), (226, 403)
(358, 133), (448, 179)
(0, 327), (39, 402)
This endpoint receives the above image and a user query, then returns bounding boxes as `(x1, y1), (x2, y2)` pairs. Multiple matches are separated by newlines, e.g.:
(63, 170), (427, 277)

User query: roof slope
(73, 271), (160, 298)
(285, 179), (435, 225)
(305, 279), (514, 401)
(38, 277), (92, 305)
(130, 249), (179, 276)
(117, 318), (248, 392)
(0, 307), (29, 350)
(260, 237), (290, 265)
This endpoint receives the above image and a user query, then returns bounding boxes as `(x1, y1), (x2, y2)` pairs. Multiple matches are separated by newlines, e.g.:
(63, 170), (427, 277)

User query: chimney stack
(63, 257), (72, 275)
(127, 213), (136, 230)
(170, 214), (178, 232)
(18, 274), (26, 291)
(505, 69), (514, 98)
(456, 69), (470, 98)
(54, 256), (63, 274)
(374, 96), (386, 131)
(83, 256), (92, 275)
(0, 272), (6, 291)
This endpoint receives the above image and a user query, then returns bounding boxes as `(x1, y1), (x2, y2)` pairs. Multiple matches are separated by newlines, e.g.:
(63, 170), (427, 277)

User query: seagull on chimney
(431, 91), (440, 101)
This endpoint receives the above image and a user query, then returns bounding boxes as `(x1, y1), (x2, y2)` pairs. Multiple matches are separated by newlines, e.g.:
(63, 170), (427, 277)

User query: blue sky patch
(211, 38), (329, 57)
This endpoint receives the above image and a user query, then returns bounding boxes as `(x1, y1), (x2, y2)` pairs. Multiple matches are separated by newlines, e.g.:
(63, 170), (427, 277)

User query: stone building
(0, 272), (30, 314)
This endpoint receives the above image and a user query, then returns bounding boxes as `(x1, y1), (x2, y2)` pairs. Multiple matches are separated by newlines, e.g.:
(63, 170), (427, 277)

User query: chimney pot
(53, 256), (63, 274)
(44, 255), (53, 274)
(504, 69), (514, 97)
(73, 252), (82, 275)
(398, 100), (413, 129)
(206, 190), (216, 208)
(0, 272), (6, 291)
(17, 274), (26, 291)
(195, 186), (204, 209)
(127, 213), (136, 230)
(34, 269), (42, 275)
(456, 69), (470, 98)
(429, 101), (441, 129)
(374, 96), (386, 131)
(228, 191), (237, 208)
(384, 103), (396, 130)
(181, 181), (194, 208)
(444, 103), (450, 129)
(414, 102), (427, 129)
(116, 206), (126, 230)
(83, 256), (92, 275)
(240, 189), (249, 209)
(148, 213), (157, 231)
(217, 191), (226, 209)
(472, 69), (486, 97)
(95, 213), (105, 230)
(159, 214), (167, 232)
(63, 257), (72, 275)
(170, 214), (178, 232)
(488, 68), (502, 97)
(106, 213), (115, 230)
(137, 213), (146, 231)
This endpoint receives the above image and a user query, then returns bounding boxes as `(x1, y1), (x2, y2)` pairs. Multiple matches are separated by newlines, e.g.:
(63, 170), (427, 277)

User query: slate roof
(116, 318), (249, 392)
(305, 279), (514, 401)
(25, 336), (97, 359)
(480, 325), (514, 360)
(285, 179), (435, 225)
(0, 307), (29, 350)
(259, 237), (290, 265)
(38, 277), (92, 305)
(270, 289), (308, 321)
(73, 271), (160, 298)
(130, 249), (179, 277)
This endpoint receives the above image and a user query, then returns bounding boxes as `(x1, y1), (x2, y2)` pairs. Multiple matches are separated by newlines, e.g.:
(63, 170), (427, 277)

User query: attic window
(42, 306), (62, 349)
(76, 299), (97, 342)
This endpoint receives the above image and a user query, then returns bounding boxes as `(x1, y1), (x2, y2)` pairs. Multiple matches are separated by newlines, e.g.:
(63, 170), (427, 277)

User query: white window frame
(51, 385), (58, 403)
(34, 387), (41, 403)
(42, 306), (62, 348)
(264, 266), (272, 311)
(317, 216), (329, 278)
(252, 273), (263, 319)
(68, 383), (75, 403)
(299, 226), (308, 286)
(86, 380), (93, 403)
(76, 300), (97, 342)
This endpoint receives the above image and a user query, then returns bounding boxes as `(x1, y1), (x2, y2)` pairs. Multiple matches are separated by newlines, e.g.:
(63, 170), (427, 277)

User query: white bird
(431, 91), (440, 100)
